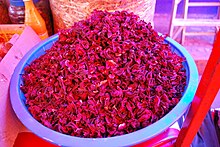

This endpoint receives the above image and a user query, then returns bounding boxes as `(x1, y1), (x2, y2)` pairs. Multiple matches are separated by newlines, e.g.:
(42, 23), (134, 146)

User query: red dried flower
(20, 10), (186, 138)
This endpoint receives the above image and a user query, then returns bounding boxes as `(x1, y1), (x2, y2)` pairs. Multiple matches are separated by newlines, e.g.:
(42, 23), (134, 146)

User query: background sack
(49, 0), (156, 32)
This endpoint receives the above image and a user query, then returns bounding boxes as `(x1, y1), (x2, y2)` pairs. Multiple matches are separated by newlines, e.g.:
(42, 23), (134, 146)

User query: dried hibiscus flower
(21, 10), (186, 138)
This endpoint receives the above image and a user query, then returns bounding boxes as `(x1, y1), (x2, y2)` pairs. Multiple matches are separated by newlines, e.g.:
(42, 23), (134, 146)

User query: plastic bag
(192, 111), (220, 147)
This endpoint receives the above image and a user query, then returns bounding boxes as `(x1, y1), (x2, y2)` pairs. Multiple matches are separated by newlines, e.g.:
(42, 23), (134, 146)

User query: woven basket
(49, 0), (156, 32)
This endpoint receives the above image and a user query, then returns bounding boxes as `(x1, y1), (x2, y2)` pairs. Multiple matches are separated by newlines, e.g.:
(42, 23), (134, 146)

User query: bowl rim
(10, 34), (199, 147)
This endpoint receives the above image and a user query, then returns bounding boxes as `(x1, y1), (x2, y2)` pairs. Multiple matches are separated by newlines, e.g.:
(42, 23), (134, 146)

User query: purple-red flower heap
(21, 10), (186, 138)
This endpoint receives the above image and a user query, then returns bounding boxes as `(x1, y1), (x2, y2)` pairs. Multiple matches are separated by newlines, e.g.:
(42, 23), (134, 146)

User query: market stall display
(0, 0), (219, 145)
(10, 10), (198, 147)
